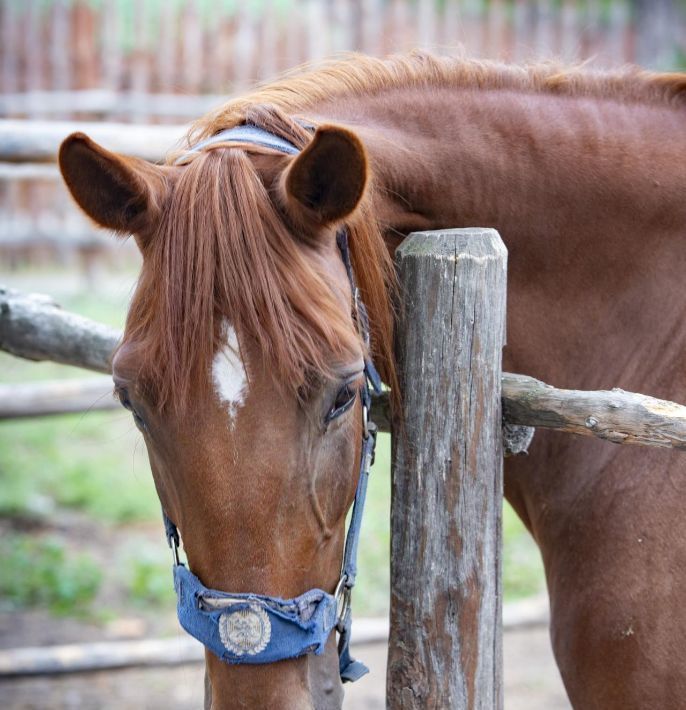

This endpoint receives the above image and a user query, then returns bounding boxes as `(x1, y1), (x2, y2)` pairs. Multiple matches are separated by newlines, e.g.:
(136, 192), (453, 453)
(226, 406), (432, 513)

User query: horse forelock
(124, 112), (397, 412)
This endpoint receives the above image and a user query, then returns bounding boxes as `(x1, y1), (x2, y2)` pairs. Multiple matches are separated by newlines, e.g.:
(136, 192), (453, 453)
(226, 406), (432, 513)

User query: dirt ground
(1, 627), (569, 709)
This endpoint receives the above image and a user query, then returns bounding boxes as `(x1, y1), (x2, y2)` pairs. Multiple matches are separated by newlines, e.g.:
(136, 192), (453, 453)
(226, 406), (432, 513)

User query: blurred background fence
(2, 0), (686, 272)
(3, 0), (686, 119)
(3, 0), (686, 118)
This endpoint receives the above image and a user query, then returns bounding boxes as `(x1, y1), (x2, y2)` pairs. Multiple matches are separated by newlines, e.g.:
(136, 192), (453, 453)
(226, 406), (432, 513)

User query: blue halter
(162, 124), (383, 683)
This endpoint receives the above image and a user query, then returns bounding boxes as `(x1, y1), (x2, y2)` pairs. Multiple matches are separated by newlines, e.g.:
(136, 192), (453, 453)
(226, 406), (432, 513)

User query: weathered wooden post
(387, 229), (507, 709)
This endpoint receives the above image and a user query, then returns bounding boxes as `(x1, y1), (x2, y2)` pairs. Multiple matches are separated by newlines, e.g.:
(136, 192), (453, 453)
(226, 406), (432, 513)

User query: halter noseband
(162, 124), (382, 683)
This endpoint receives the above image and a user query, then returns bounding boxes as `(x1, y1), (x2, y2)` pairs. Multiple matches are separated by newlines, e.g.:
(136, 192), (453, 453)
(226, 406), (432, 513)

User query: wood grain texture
(0, 285), (119, 373)
(0, 119), (184, 163)
(502, 372), (686, 450)
(387, 229), (506, 709)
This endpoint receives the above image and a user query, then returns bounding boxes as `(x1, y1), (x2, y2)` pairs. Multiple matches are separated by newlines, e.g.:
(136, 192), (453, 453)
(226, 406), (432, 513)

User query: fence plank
(388, 229), (506, 709)
(0, 119), (186, 164)
(50, 0), (70, 93)
(131, 0), (151, 123)
(3, 0), (686, 118)
(5, 283), (686, 451)
(1, 2), (19, 95)
(24, 0), (42, 99)
(0, 602), (547, 678)
(418, 0), (436, 49)
(502, 372), (686, 449)
(0, 286), (119, 373)
(101, 0), (122, 95)
(182, 0), (203, 94)
(0, 377), (118, 419)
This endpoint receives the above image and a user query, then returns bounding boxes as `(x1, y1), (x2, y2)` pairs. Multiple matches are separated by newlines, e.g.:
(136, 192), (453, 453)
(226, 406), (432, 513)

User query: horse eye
(325, 384), (357, 423)
(115, 387), (147, 432)
(115, 387), (133, 411)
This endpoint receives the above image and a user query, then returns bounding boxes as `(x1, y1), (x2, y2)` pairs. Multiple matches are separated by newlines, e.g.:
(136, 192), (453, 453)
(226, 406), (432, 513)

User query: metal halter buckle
(170, 536), (180, 566)
(362, 403), (370, 439)
(334, 575), (352, 629)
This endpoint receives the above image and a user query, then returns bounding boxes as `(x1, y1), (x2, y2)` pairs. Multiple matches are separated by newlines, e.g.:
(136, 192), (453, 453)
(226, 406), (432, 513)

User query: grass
(0, 534), (102, 616)
(122, 545), (177, 607)
(0, 267), (545, 619)
(0, 411), (160, 523)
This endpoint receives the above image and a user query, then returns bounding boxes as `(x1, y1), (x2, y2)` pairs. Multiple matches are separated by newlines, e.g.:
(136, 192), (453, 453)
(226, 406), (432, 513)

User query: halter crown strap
(163, 123), (377, 682)
(175, 124), (302, 164)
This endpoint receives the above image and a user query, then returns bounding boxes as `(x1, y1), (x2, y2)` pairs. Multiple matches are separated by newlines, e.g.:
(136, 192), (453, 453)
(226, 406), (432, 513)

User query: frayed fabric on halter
(162, 123), (382, 683)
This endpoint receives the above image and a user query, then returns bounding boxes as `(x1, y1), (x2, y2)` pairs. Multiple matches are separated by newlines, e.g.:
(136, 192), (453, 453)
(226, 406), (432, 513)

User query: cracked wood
(387, 229), (506, 709)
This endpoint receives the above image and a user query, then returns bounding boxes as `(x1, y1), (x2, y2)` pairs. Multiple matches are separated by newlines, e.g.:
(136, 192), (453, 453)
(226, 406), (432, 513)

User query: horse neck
(313, 87), (686, 393)
(314, 86), (683, 240)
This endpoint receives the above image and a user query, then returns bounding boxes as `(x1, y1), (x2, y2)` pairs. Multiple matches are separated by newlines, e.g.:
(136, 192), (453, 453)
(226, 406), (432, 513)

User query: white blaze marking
(212, 323), (248, 423)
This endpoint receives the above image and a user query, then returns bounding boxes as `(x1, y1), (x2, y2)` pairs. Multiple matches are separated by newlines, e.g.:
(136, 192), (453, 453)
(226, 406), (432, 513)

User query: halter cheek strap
(162, 123), (381, 682)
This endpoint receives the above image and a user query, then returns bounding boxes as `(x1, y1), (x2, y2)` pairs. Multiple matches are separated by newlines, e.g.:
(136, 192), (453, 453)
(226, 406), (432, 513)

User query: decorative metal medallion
(219, 604), (271, 656)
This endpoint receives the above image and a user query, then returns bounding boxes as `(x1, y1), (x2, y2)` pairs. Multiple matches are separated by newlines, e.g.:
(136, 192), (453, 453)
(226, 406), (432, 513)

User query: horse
(58, 52), (686, 709)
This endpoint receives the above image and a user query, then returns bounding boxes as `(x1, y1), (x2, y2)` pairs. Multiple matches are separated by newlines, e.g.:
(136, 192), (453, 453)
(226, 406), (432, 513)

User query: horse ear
(284, 125), (368, 224)
(59, 132), (165, 237)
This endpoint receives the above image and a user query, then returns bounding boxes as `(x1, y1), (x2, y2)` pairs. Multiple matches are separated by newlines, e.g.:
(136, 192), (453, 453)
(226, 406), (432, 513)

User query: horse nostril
(323, 681), (336, 695)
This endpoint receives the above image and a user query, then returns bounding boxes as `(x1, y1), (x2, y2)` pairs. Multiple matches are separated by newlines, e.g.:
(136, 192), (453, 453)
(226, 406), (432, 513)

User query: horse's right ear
(59, 132), (166, 238)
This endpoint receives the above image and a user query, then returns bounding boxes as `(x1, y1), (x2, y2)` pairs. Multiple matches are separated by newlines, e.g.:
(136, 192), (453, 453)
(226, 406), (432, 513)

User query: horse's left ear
(283, 125), (368, 224)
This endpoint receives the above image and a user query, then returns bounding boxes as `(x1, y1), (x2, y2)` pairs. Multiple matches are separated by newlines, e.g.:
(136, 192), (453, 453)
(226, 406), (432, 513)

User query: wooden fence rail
(0, 119), (186, 164)
(0, 597), (548, 678)
(0, 377), (119, 420)
(4, 283), (686, 452)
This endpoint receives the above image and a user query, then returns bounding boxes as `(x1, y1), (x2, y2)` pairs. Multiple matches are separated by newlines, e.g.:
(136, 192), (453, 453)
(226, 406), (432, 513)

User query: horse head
(58, 110), (395, 709)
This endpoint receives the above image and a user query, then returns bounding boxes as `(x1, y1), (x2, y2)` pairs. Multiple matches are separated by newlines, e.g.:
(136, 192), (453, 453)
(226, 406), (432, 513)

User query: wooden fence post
(387, 229), (507, 709)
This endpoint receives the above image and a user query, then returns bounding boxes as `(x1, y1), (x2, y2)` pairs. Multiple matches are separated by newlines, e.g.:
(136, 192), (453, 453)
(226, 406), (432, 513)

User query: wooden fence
(2, 0), (685, 124)
(2, 0), (685, 269)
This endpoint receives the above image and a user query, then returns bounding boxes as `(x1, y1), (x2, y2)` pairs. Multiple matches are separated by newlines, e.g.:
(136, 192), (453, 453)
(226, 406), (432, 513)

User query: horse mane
(187, 51), (686, 145)
(128, 107), (396, 411)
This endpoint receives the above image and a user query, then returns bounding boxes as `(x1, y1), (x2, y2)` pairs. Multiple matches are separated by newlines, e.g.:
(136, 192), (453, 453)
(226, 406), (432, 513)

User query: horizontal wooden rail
(0, 119), (186, 164)
(0, 286), (119, 373)
(0, 377), (118, 419)
(0, 91), (226, 120)
(0, 600), (547, 678)
(3, 285), (686, 452)
(502, 373), (686, 450)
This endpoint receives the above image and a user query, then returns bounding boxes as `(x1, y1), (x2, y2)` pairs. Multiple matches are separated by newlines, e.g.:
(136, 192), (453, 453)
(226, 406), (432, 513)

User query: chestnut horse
(59, 53), (686, 709)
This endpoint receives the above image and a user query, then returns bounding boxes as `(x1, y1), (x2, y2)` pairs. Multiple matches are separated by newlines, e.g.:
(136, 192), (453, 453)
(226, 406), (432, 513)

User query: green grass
(503, 500), (546, 600)
(0, 534), (102, 616)
(0, 411), (160, 523)
(121, 544), (177, 607)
